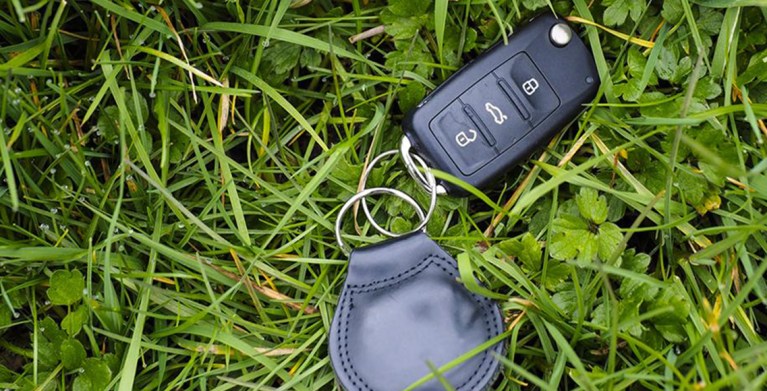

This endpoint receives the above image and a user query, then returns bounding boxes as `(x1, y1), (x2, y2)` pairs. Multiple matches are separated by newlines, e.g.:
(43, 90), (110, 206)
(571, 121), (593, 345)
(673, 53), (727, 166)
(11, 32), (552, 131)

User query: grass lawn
(1, 0), (767, 390)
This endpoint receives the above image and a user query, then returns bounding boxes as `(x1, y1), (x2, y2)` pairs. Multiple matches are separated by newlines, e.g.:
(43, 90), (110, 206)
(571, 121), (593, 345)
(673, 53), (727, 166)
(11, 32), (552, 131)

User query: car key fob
(402, 13), (599, 194)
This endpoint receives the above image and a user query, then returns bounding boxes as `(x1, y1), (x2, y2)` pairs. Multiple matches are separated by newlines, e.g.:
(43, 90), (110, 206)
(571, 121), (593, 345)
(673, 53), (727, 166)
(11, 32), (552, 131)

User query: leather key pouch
(329, 232), (504, 391)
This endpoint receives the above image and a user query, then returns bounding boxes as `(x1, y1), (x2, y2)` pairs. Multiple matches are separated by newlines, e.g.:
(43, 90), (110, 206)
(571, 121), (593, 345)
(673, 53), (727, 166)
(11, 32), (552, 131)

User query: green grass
(1, 0), (767, 390)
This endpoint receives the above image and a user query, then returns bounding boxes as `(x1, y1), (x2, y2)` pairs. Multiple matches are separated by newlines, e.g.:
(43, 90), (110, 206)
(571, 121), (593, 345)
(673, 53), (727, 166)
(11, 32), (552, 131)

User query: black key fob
(403, 13), (599, 194)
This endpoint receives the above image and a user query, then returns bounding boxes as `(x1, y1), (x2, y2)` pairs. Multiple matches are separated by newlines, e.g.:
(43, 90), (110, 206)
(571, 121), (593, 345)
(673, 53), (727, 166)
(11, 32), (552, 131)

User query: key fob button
(549, 23), (573, 47)
(494, 52), (560, 125)
(429, 101), (496, 175)
(461, 104), (497, 146)
(460, 74), (529, 152)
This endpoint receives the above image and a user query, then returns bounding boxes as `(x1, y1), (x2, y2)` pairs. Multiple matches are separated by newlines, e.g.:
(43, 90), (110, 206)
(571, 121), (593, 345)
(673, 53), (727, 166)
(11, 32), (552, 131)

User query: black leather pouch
(329, 232), (504, 391)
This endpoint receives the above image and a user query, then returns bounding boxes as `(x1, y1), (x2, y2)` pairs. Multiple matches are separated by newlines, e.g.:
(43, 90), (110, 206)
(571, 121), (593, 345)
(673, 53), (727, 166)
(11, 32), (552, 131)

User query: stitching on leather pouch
(337, 255), (441, 390)
(335, 254), (501, 390)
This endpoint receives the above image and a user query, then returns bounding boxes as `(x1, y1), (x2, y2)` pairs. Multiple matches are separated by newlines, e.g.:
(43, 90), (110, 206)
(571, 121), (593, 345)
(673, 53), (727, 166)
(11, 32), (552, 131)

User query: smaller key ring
(335, 187), (426, 255)
(359, 150), (437, 237)
(400, 136), (448, 196)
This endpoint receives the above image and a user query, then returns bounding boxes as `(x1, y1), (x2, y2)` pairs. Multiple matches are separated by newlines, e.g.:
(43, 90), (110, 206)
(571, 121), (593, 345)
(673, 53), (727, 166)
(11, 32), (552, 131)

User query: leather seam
(337, 255), (441, 390)
(345, 253), (443, 290)
(335, 253), (500, 391)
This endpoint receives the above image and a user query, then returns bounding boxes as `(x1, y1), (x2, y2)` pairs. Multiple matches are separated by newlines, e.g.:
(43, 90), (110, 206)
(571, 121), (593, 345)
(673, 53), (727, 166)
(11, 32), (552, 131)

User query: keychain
(329, 13), (601, 390)
(329, 151), (504, 391)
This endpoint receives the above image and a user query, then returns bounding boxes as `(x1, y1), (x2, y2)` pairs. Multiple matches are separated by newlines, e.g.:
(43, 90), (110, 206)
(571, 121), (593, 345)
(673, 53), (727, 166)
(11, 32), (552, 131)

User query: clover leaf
(40, 316), (67, 345)
(61, 338), (87, 370)
(550, 189), (624, 265)
(603, 0), (644, 26)
(380, 0), (431, 41)
(576, 188), (608, 225)
(597, 222), (624, 261)
(73, 358), (112, 391)
(542, 261), (571, 291)
(261, 41), (302, 83)
(96, 106), (120, 143)
(522, 0), (550, 10)
(661, 0), (684, 24)
(552, 283), (578, 317)
(38, 339), (60, 369)
(62, 305), (89, 336)
(384, 42), (434, 79)
(388, 0), (430, 16)
(649, 277), (690, 325)
(591, 298), (646, 338)
(618, 250), (659, 301)
(499, 232), (542, 272)
(655, 43), (692, 83)
(47, 269), (85, 306)
(397, 82), (426, 113)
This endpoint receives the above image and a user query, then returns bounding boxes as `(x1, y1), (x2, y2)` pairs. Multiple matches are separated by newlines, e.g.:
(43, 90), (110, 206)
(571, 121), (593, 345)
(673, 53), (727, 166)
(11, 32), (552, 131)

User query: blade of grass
(133, 46), (223, 87)
(0, 105), (21, 211)
(91, 0), (172, 36)
(232, 66), (328, 151)
(40, 0), (67, 71)
(203, 22), (374, 67)
(0, 42), (45, 71)
(435, 0), (448, 66)
(125, 160), (232, 247)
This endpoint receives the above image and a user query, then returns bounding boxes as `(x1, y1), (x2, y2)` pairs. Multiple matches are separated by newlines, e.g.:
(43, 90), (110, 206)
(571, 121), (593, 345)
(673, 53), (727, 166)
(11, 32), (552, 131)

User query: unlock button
(455, 128), (478, 147)
(429, 100), (496, 176)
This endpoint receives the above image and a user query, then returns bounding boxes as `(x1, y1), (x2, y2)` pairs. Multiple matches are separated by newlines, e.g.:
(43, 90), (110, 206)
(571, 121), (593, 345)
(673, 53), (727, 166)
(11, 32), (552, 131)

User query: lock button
(429, 100), (497, 175)
(493, 52), (560, 126)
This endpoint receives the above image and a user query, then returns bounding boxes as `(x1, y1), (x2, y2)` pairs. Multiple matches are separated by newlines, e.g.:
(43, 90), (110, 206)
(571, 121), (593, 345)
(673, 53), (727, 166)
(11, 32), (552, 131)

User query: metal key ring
(400, 136), (447, 196)
(335, 187), (426, 255)
(358, 150), (437, 237)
